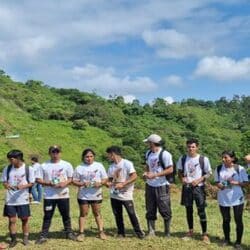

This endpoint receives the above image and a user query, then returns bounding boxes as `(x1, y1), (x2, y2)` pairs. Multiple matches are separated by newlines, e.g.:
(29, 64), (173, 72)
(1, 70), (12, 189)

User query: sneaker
(220, 240), (231, 247)
(66, 232), (78, 241)
(182, 231), (193, 241)
(35, 237), (47, 245)
(136, 231), (145, 239)
(9, 240), (17, 248)
(202, 234), (210, 244)
(146, 231), (156, 238)
(31, 201), (40, 204)
(98, 231), (107, 240)
(76, 233), (85, 242)
(23, 236), (29, 246)
(234, 243), (242, 250)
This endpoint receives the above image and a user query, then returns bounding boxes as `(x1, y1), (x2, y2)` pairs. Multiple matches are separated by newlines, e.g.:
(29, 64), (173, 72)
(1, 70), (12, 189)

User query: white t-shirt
(73, 161), (107, 200)
(108, 159), (136, 201)
(32, 162), (42, 179)
(146, 148), (173, 187)
(214, 164), (248, 207)
(1, 164), (35, 205)
(177, 154), (212, 186)
(37, 159), (73, 199)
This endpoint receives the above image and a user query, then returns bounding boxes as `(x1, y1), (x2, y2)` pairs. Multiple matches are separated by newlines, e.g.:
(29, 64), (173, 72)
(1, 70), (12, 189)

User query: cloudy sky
(0, 0), (250, 104)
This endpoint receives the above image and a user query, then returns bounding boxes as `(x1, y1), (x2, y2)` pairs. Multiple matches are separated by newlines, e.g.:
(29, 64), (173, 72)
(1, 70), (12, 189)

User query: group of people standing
(0, 134), (249, 250)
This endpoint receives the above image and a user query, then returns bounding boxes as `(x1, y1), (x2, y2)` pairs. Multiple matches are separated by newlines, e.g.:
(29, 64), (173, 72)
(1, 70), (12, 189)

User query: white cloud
(123, 95), (137, 104)
(194, 56), (250, 80)
(164, 96), (175, 104)
(163, 75), (183, 87)
(143, 29), (214, 59)
(70, 64), (157, 96)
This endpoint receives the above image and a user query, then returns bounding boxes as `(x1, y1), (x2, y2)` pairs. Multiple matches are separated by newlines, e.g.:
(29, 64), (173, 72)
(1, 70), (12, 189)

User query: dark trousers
(145, 184), (172, 221)
(41, 198), (72, 237)
(219, 204), (244, 244)
(181, 185), (207, 234)
(111, 198), (143, 235)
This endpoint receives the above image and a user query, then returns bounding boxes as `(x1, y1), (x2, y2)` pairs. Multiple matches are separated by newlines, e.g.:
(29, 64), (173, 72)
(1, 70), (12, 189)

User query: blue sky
(0, 0), (250, 104)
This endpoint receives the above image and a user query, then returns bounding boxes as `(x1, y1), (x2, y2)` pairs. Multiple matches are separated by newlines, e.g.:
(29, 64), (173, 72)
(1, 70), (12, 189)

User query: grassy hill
(0, 71), (249, 173)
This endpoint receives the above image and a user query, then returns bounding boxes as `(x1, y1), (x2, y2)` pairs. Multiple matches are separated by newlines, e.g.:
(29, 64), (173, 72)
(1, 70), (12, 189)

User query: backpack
(146, 149), (176, 184)
(180, 155), (206, 176)
(7, 164), (32, 193)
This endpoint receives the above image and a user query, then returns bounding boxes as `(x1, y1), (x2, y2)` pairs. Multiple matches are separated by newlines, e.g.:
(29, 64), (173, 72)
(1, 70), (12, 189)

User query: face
(187, 143), (198, 156)
(222, 154), (234, 166)
(84, 151), (95, 165)
(8, 157), (20, 167)
(106, 152), (115, 162)
(49, 149), (61, 162)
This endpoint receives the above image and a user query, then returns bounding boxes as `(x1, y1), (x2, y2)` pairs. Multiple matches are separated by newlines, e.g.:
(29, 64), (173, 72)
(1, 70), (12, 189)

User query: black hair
(81, 148), (96, 161)
(7, 149), (24, 161)
(106, 146), (122, 156)
(186, 138), (199, 146)
(221, 150), (238, 163)
(30, 156), (39, 162)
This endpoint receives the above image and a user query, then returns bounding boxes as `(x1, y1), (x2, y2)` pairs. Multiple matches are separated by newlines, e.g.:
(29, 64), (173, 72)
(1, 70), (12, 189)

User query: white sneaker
(31, 201), (40, 204)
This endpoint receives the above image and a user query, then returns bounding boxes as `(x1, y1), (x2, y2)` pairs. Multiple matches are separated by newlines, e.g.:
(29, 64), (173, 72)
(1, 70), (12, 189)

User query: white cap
(143, 134), (162, 143)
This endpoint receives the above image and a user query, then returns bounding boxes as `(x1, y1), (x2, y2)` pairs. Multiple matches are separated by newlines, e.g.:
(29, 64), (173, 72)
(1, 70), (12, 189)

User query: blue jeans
(31, 183), (42, 202)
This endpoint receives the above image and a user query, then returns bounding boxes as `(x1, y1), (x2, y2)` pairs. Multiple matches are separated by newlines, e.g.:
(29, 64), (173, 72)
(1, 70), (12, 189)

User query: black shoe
(66, 232), (77, 241)
(9, 240), (17, 248)
(35, 237), (47, 245)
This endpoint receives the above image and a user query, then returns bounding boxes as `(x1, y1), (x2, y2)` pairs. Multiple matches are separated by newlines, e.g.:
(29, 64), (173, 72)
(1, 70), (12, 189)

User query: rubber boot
(147, 220), (155, 237)
(164, 219), (171, 237)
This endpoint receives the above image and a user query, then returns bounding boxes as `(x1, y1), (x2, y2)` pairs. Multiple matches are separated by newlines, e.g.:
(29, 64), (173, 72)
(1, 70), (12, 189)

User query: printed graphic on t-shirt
(187, 162), (199, 178)
(11, 173), (25, 187)
(149, 157), (159, 170)
(51, 168), (66, 184)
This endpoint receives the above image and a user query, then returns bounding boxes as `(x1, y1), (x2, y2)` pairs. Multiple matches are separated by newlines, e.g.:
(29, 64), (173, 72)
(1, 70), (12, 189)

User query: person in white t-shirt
(73, 148), (108, 241)
(244, 154), (250, 210)
(177, 138), (212, 244)
(35, 145), (77, 244)
(30, 156), (42, 204)
(106, 146), (145, 239)
(143, 134), (173, 238)
(215, 150), (248, 249)
(1, 149), (35, 248)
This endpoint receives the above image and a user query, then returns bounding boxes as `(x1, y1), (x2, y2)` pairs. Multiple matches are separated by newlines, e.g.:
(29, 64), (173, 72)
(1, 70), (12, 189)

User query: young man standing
(177, 138), (212, 243)
(143, 134), (173, 237)
(1, 149), (35, 248)
(106, 146), (145, 239)
(30, 156), (42, 204)
(35, 145), (77, 244)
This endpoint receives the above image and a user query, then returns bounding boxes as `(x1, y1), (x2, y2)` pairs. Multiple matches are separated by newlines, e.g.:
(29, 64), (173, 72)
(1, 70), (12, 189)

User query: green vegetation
(0, 70), (250, 177)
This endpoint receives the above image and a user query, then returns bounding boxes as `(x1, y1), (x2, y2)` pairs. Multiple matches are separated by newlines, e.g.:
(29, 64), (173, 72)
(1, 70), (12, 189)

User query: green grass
(0, 186), (249, 249)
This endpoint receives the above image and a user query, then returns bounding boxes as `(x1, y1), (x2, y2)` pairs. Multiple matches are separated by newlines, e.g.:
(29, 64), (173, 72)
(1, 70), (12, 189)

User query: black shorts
(3, 204), (30, 219)
(77, 199), (102, 205)
(181, 185), (206, 207)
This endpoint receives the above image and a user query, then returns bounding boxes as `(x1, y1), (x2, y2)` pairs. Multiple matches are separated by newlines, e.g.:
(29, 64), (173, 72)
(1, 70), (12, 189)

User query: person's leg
(57, 198), (75, 239)
(194, 186), (209, 243)
(37, 184), (43, 202)
(37, 199), (56, 240)
(78, 203), (89, 234)
(123, 200), (144, 238)
(156, 185), (172, 237)
(91, 202), (107, 240)
(233, 204), (244, 245)
(111, 198), (125, 236)
(8, 216), (17, 247)
(185, 206), (194, 236)
(31, 183), (38, 202)
(219, 206), (231, 243)
(145, 184), (157, 236)
(21, 218), (29, 245)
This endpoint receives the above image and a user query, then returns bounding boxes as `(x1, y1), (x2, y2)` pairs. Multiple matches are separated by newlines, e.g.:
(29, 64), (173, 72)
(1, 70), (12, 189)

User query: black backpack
(7, 164), (32, 193)
(180, 155), (206, 176)
(146, 149), (176, 184)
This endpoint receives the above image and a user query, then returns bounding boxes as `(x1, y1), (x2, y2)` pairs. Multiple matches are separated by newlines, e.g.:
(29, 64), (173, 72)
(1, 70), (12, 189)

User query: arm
(115, 172), (137, 190)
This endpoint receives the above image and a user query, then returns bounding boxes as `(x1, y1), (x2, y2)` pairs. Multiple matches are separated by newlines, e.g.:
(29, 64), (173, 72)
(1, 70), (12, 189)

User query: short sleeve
(214, 167), (219, 182)
(1, 166), (8, 182)
(66, 163), (74, 178)
(99, 164), (108, 179)
(73, 167), (81, 181)
(162, 151), (173, 168)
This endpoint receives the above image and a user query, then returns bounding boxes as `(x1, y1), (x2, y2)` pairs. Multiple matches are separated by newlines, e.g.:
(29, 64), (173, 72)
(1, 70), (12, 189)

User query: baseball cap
(143, 134), (162, 144)
(48, 145), (62, 153)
